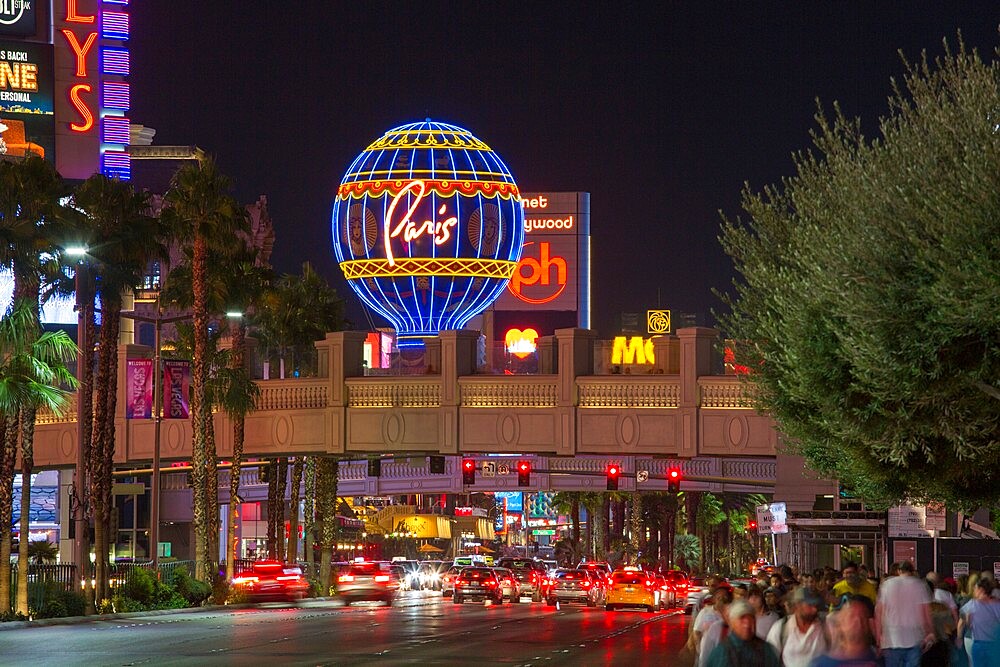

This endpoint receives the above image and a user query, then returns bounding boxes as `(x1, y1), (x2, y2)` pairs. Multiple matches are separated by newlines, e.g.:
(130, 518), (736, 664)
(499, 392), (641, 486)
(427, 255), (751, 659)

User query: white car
(685, 577), (710, 613)
(441, 565), (463, 597)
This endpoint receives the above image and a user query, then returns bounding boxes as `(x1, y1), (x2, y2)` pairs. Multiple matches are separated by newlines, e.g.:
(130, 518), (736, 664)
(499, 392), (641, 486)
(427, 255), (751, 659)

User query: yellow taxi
(605, 567), (659, 612)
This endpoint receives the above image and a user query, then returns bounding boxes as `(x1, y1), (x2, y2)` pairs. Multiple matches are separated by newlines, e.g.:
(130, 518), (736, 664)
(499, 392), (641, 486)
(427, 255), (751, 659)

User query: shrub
(0, 610), (28, 623)
(118, 567), (157, 607)
(169, 567), (211, 607)
(37, 589), (85, 619)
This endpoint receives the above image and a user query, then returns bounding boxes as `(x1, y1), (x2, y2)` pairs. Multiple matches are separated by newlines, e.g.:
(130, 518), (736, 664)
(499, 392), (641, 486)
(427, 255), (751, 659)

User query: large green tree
(720, 40), (1000, 508)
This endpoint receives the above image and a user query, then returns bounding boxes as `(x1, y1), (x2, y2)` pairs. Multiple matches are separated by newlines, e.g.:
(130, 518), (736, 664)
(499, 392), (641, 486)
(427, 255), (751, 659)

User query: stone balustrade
(346, 377), (441, 408)
(699, 377), (754, 408)
(256, 380), (328, 410)
(459, 376), (559, 408)
(577, 376), (680, 408)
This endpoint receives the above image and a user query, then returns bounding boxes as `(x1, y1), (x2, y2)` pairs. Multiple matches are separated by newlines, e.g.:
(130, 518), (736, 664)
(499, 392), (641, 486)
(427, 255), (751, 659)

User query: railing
(35, 394), (78, 424)
(459, 376), (558, 408)
(577, 376), (680, 408)
(9, 563), (77, 611)
(699, 377), (755, 409)
(255, 380), (328, 410)
(346, 377), (441, 408)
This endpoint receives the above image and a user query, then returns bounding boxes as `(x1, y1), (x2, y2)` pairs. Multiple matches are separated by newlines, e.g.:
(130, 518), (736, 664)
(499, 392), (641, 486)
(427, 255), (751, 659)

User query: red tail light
(484, 580), (497, 587)
(338, 574), (355, 583)
(581, 581), (591, 588)
(276, 575), (300, 582)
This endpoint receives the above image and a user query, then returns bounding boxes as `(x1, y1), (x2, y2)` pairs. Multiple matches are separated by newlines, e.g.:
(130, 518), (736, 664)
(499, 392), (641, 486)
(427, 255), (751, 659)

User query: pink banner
(163, 360), (190, 419)
(126, 359), (153, 419)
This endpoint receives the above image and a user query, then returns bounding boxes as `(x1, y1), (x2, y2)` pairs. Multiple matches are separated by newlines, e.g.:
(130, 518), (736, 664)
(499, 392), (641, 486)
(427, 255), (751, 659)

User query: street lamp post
(122, 297), (189, 568)
(68, 248), (91, 608)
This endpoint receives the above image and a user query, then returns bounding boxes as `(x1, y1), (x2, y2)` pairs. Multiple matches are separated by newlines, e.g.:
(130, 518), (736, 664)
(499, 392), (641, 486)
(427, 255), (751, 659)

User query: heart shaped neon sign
(505, 328), (539, 358)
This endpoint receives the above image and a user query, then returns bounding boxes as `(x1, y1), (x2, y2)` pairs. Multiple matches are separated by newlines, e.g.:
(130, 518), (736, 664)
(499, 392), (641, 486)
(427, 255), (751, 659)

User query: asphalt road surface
(0, 591), (694, 666)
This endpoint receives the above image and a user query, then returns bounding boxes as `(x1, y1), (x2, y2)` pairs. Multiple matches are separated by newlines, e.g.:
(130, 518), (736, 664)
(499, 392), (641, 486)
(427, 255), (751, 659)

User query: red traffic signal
(462, 458), (476, 485)
(606, 464), (620, 491)
(517, 460), (531, 487)
(748, 520), (758, 532)
(667, 467), (682, 493)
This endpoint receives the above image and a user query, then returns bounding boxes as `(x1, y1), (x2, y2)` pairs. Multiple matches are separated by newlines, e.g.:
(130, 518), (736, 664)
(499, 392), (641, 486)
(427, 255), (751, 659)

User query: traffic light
(367, 458), (382, 477)
(606, 464), (620, 491)
(667, 467), (681, 493)
(428, 455), (445, 474)
(517, 460), (531, 487)
(462, 458), (476, 485)
(748, 520), (758, 533)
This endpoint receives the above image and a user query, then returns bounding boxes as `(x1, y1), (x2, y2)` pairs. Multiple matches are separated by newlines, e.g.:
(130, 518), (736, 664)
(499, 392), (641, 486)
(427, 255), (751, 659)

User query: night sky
(128, 3), (997, 337)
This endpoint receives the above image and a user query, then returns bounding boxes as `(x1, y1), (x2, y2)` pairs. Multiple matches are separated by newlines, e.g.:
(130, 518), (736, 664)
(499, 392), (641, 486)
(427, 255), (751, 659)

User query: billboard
(493, 192), (590, 325)
(0, 40), (54, 161)
(0, 1), (37, 37)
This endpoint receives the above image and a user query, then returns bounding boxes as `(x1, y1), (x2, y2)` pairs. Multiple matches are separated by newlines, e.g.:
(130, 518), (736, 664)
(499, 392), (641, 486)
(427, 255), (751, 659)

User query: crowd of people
(685, 561), (1000, 666)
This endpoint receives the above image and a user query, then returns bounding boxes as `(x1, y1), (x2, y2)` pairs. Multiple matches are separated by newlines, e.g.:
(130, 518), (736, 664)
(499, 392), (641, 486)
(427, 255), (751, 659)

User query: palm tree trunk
(226, 324), (247, 581)
(317, 457), (338, 594)
(629, 493), (642, 560)
(91, 296), (121, 603)
(571, 496), (580, 546)
(16, 406), (36, 614)
(0, 415), (15, 613)
(206, 421), (218, 571)
(303, 457), (315, 567)
(80, 305), (96, 613)
(265, 460), (277, 557)
(275, 458), (288, 559)
(191, 234), (210, 581)
(287, 458), (303, 563)
(600, 494), (611, 555)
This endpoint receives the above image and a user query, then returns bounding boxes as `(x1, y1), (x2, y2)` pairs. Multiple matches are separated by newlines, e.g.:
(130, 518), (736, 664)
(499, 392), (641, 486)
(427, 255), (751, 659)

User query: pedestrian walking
(705, 599), (781, 667)
(875, 560), (934, 667)
(748, 586), (781, 640)
(766, 586), (828, 667)
(957, 578), (1000, 667)
(813, 598), (880, 667)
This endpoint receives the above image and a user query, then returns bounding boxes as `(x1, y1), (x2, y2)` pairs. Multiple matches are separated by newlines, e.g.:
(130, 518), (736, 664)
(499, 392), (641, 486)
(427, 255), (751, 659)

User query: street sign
(953, 562), (969, 578)
(636, 470), (649, 483)
(482, 461), (496, 478)
(532, 529), (556, 536)
(497, 463), (511, 476)
(755, 502), (788, 535)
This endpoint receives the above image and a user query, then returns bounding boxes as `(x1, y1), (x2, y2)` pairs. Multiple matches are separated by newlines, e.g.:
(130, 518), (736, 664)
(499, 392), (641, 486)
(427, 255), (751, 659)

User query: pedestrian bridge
(33, 327), (783, 490)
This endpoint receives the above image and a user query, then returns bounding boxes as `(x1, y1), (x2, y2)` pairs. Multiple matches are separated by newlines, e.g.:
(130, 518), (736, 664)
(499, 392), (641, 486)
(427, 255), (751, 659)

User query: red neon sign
(60, 1), (97, 134)
(507, 241), (567, 305)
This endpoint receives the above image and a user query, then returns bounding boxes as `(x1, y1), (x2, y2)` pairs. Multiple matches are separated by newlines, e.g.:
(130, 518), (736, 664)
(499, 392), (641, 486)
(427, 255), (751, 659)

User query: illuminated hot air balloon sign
(331, 121), (524, 346)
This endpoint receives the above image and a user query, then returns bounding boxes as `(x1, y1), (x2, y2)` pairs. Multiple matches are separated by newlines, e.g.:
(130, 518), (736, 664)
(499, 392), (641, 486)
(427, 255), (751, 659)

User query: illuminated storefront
(331, 120), (525, 347)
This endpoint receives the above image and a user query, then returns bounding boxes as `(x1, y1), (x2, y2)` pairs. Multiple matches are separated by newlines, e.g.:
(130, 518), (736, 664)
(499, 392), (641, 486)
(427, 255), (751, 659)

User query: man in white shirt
(766, 586), (828, 667)
(875, 560), (933, 667)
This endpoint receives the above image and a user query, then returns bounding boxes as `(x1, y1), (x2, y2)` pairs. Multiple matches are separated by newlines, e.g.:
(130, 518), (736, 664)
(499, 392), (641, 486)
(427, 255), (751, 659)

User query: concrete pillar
(314, 331), (367, 455)
(676, 327), (717, 457)
(424, 337), (442, 375)
(554, 328), (595, 406)
(537, 335), (556, 374)
(437, 330), (478, 455)
(652, 335), (680, 374)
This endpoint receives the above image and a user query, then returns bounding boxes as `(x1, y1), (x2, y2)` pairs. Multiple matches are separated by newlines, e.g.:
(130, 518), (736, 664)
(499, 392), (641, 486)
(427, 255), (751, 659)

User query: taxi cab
(605, 568), (659, 612)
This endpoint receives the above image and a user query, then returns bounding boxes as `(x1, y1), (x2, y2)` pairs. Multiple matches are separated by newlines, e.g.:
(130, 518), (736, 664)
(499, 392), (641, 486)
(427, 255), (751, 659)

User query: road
(0, 591), (695, 666)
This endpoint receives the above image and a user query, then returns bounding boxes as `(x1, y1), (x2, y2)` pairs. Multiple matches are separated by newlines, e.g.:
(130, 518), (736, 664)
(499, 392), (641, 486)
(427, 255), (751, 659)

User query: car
(453, 567), (504, 605)
(337, 561), (398, 605)
(441, 565), (463, 597)
(394, 560), (422, 591)
(498, 558), (547, 602)
(492, 567), (522, 603)
(577, 561), (614, 587)
(419, 560), (447, 590)
(233, 560), (309, 603)
(663, 570), (689, 607)
(605, 569), (659, 612)
(545, 569), (603, 607)
(685, 576), (711, 613)
(650, 571), (675, 610)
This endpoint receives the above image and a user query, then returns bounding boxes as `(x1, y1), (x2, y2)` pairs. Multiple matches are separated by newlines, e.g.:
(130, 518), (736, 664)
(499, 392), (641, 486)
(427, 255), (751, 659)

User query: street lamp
(122, 295), (190, 567)
(67, 246), (91, 609)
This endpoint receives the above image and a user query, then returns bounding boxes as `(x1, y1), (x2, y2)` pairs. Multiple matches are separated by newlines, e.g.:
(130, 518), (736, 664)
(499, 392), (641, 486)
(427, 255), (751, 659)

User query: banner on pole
(163, 360), (191, 419)
(125, 359), (153, 419)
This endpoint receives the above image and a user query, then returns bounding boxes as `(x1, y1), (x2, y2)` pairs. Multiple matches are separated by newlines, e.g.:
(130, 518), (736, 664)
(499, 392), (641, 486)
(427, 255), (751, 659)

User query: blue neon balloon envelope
(331, 121), (525, 346)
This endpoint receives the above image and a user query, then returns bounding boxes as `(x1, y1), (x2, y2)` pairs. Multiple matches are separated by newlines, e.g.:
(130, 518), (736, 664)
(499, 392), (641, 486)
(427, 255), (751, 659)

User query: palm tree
(552, 492), (582, 549)
(316, 456), (338, 593)
(0, 156), (76, 615)
(162, 157), (249, 581)
(287, 457), (303, 564)
(0, 299), (77, 614)
(257, 262), (345, 379)
(673, 534), (702, 571)
(696, 492), (726, 572)
(73, 174), (165, 602)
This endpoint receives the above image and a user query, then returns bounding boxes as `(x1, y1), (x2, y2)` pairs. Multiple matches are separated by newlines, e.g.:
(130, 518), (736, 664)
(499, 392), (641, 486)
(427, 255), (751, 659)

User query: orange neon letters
(65, 0), (96, 23)
(61, 29), (97, 77)
(69, 84), (94, 132)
